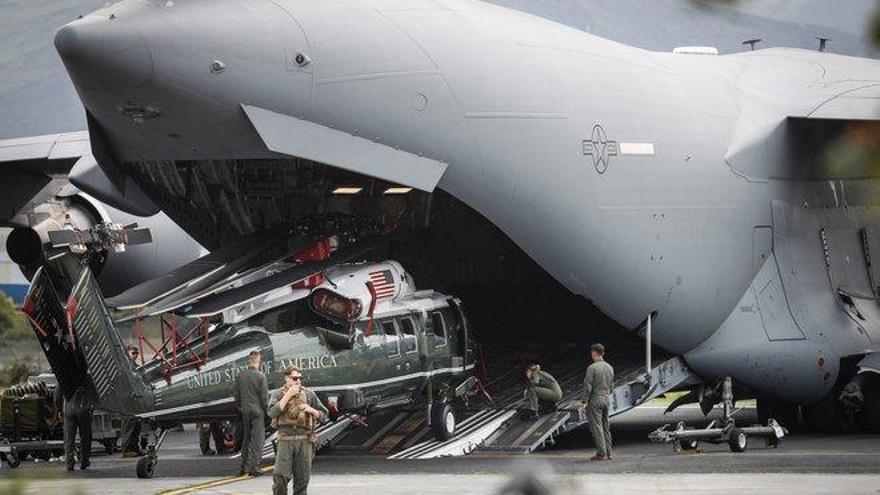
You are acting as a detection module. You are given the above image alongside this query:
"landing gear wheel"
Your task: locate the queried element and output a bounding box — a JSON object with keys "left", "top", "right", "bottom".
{"left": 136, "top": 456, "right": 156, "bottom": 479}
{"left": 857, "top": 375, "right": 880, "bottom": 433}
{"left": 3, "top": 452, "right": 21, "bottom": 468}
{"left": 431, "top": 401, "right": 456, "bottom": 441}
{"left": 728, "top": 428, "right": 747, "bottom": 453}
{"left": 757, "top": 399, "right": 800, "bottom": 432}
{"left": 804, "top": 393, "right": 845, "bottom": 433}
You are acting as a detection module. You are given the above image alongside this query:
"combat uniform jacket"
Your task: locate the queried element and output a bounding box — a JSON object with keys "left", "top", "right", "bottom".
{"left": 268, "top": 386, "right": 328, "bottom": 439}
{"left": 583, "top": 360, "right": 614, "bottom": 405}
{"left": 233, "top": 367, "right": 269, "bottom": 416}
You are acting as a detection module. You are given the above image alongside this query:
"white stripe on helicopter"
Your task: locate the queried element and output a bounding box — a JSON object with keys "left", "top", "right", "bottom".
{"left": 138, "top": 364, "right": 475, "bottom": 418}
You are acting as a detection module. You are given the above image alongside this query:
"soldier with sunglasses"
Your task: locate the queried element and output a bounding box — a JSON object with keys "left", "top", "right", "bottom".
{"left": 268, "top": 365, "right": 328, "bottom": 495}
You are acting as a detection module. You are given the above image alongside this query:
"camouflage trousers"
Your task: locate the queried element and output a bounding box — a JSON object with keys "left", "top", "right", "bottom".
{"left": 63, "top": 409, "right": 92, "bottom": 469}
{"left": 587, "top": 397, "right": 612, "bottom": 457}
{"left": 239, "top": 410, "right": 265, "bottom": 474}
{"left": 525, "top": 385, "right": 562, "bottom": 412}
{"left": 273, "top": 436, "right": 314, "bottom": 495}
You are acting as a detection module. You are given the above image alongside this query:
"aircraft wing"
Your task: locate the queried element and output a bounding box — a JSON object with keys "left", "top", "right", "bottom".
{"left": 0, "top": 132, "right": 89, "bottom": 222}
{"left": 182, "top": 240, "right": 383, "bottom": 318}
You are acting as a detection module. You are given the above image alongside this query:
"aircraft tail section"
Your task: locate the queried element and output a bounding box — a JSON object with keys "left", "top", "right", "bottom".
{"left": 67, "top": 268, "right": 153, "bottom": 415}
{"left": 21, "top": 266, "right": 89, "bottom": 400}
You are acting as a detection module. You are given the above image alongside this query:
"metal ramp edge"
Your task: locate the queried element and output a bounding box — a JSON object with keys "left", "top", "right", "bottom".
{"left": 389, "top": 408, "right": 517, "bottom": 459}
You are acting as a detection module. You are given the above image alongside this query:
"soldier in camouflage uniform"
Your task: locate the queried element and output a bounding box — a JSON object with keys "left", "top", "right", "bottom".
{"left": 53, "top": 383, "right": 95, "bottom": 471}
{"left": 521, "top": 363, "right": 563, "bottom": 420}
{"left": 268, "top": 365, "right": 328, "bottom": 495}
{"left": 233, "top": 350, "right": 269, "bottom": 476}
{"left": 581, "top": 343, "right": 615, "bottom": 461}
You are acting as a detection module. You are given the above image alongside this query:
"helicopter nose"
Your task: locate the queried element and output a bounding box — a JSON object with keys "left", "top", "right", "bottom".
{"left": 55, "top": 15, "right": 153, "bottom": 92}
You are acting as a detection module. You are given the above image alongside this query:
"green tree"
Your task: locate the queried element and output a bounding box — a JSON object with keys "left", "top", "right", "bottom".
{"left": 0, "top": 295, "right": 30, "bottom": 340}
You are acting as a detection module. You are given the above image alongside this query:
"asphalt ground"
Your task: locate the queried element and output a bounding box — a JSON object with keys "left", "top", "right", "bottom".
{"left": 0, "top": 405, "right": 878, "bottom": 494}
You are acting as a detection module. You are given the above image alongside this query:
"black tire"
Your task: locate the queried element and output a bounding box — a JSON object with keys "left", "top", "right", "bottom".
{"left": 804, "top": 393, "right": 845, "bottom": 433}
{"left": 680, "top": 438, "right": 699, "bottom": 451}
{"left": 728, "top": 428, "right": 747, "bottom": 453}
{"left": 4, "top": 452, "right": 21, "bottom": 468}
{"left": 757, "top": 399, "right": 800, "bottom": 432}
{"left": 136, "top": 456, "right": 155, "bottom": 479}
{"left": 857, "top": 374, "right": 880, "bottom": 433}
{"left": 431, "top": 401, "right": 456, "bottom": 441}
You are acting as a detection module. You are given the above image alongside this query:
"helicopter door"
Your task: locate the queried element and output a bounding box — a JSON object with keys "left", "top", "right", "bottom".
{"left": 380, "top": 320, "right": 401, "bottom": 360}
{"left": 398, "top": 317, "right": 420, "bottom": 375}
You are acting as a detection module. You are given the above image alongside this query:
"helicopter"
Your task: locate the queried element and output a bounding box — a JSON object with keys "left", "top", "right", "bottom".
{"left": 22, "top": 229, "right": 478, "bottom": 478}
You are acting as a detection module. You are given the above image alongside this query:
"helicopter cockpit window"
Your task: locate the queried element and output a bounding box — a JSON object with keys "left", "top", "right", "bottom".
{"left": 431, "top": 311, "right": 447, "bottom": 348}
{"left": 399, "top": 318, "right": 417, "bottom": 353}
{"left": 381, "top": 320, "right": 400, "bottom": 358}
{"left": 250, "top": 300, "right": 331, "bottom": 334}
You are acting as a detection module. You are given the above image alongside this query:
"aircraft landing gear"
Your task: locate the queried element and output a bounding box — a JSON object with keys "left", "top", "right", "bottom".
{"left": 136, "top": 425, "right": 169, "bottom": 479}
{"left": 859, "top": 374, "right": 880, "bottom": 432}
{"left": 649, "top": 377, "right": 786, "bottom": 453}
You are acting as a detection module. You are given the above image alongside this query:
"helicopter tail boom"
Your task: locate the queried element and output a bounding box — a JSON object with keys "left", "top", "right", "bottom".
{"left": 68, "top": 267, "right": 154, "bottom": 415}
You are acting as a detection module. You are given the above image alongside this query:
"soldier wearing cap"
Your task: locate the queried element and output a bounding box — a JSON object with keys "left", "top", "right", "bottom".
{"left": 582, "top": 343, "right": 614, "bottom": 461}
{"left": 233, "top": 350, "right": 269, "bottom": 476}
{"left": 268, "top": 365, "right": 328, "bottom": 495}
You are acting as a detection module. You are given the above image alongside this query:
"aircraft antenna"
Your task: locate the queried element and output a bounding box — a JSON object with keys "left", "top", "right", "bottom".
{"left": 742, "top": 38, "right": 762, "bottom": 51}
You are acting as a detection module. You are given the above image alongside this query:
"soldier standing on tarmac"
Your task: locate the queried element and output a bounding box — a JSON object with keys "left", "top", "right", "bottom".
{"left": 121, "top": 345, "right": 144, "bottom": 457}
{"left": 581, "top": 343, "right": 615, "bottom": 461}
{"left": 268, "top": 365, "right": 328, "bottom": 495}
{"left": 54, "top": 383, "right": 95, "bottom": 471}
{"left": 233, "top": 350, "right": 269, "bottom": 476}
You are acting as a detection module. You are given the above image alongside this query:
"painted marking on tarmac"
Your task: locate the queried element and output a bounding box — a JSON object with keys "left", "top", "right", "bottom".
{"left": 155, "top": 466, "right": 273, "bottom": 495}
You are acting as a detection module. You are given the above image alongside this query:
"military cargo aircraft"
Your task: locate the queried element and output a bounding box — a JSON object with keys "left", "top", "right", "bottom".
{"left": 3, "top": 0, "right": 880, "bottom": 440}
{"left": 23, "top": 233, "right": 476, "bottom": 477}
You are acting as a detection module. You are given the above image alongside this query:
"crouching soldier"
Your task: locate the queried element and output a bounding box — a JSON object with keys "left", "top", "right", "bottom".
{"left": 269, "top": 365, "right": 328, "bottom": 495}
{"left": 521, "top": 363, "right": 562, "bottom": 420}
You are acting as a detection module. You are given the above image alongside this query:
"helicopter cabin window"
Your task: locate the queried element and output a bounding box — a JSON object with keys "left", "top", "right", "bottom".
{"left": 431, "top": 311, "right": 447, "bottom": 347}
{"left": 399, "top": 317, "right": 417, "bottom": 353}
{"left": 381, "top": 320, "right": 401, "bottom": 358}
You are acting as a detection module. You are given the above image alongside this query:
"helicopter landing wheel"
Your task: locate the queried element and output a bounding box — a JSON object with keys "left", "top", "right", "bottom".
{"left": 1, "top": 452, "right": 21, "bottom": 469}
{"left": 431, "top": 400, "right": 456, "bottom": 441}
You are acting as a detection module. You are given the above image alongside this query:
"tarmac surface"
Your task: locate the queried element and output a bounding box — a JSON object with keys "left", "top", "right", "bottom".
{"left": 1, "top": 405, "right": 878, "bottom": 494}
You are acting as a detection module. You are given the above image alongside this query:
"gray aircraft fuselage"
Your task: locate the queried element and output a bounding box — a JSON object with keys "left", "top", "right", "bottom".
{"left": 54, "top": 0, "right": 880, "bottom": 404}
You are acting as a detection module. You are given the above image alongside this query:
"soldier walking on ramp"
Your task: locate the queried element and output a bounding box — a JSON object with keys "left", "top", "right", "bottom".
{"left": 521, "top": 363, "right": 563, "bottom": 420}
{"left": 233, "top": 350, "right": 269, "bottom": 476}
{"left": 582, "top": 343, "right": 614, "bottom": 461}
{"left": 269, "top": 365, "right": 328, "bottom": 495}
{"left": 54, "top": 383, "right": 95, "bottom": 471}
